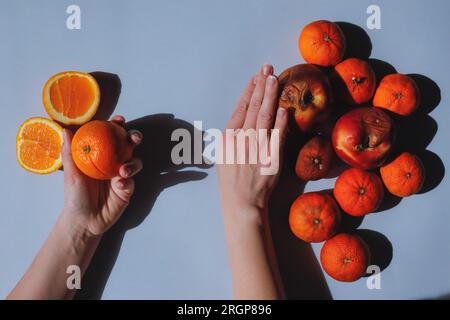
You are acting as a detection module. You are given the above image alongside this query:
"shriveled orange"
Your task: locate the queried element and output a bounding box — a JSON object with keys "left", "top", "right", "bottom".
{"left": 43, "top": 71, "right": 100, "bottom": 125}
{"left": 71, "top": 120, "right": 133, "bottom": 180}
{"left": 380, "top": 152, "right": 425, "bottom": 197}
{"left": 16, "top": 117, "right": 63, "bottom": 174}
{"left": 320, "top": 233, "right": 370, "bottom": 282}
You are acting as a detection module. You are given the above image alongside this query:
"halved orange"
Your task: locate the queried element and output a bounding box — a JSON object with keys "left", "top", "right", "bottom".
{"left": 16, "top": 117, "right": 64, "bottom": 174}
{"left": 43, "top": 71, "right": 100, "bottom": 125}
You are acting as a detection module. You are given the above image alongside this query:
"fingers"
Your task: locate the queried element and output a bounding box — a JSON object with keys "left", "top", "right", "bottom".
{"left": 61, "top": 129, "right": 80, "bottom": 178}
{"left": 109, "top": 158, "right": 142, "bottom": 204}
{"left": 111, "top": 176, "right": 135, "bottom": 203}
{"left": 111, "top": 115, "right": 142, "bottom": 147}
{"left": 226, "top": 75, "right": 257, "bottom": 129}
{"left": 243, "top": 64, "right": 273, "bottom": 130}
{"left": 111, "top": 158, "right": 142, "bottom": 204}
{"left": 127, "top": 130, "right": 143, "bottom": 146}
{"left": 256, "top": 75, "right": 279, "bottom": 130}
{"left": 271, "top": 108, "right": 288, "bottom": 161}
{"left": 111, "top": 115, "right": 126, "bottom": 127}
{"left": 119, "top": 158, "right": 143, "bottom": 179}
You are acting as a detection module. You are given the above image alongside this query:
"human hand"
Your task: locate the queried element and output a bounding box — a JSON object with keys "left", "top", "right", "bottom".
{"left": 217, "top": 64, "right": 288, "bottom": 218}
{"left": 61, "top": 115, "right": 143, "bottom": 238}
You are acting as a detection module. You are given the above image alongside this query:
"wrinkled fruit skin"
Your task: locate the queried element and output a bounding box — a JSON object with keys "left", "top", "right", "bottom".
{"left": 333, "top": 168, "right": 384, "bottom": 216}
{"left": 373, "top": 73, "right": 420, "bottom": 116}
{"left": 331, "top": 58, "right": 376, "bottom": 105}
{"left": 289, "top": 192, "right": 341, "bottom": 243}
{"left": 320, "top": 233, "right": 370, "bottom": 282}
{"left": 278, "top": 64, "right": 333, "bottom": 132}
{"left": 298, "top": 20, "right": 346, "bottom": 67}
{"left": 295, "top": 136, "right": 334, "bottom": 181}
{"left": 332, "top": 107, "right": 394, "bottom": 170}
{"left": 380, "top": 152, "right": 425, "bottom": 197}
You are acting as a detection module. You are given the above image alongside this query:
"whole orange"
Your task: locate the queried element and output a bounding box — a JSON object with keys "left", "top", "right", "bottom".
{"left": 332, "top": 58, "right": 376, "bottom": 105}
{"left": 380, "top": 152, "right": 425, "bottom": 197}
{"left": 289, "top": 192, "right": 341, "bottom": 243}
{"left": 298, "top": 20, "right": 346, "bottom": 67}
{"left": 71, "top": 120, "right": 133, "bottom": 180}
{"left": 373, "top": 73, "right": 420, "bottom": 116}
{"left": 320, "top": 233, "right": 370, "bottom": 282}
{"left": 333, "top": 168, "right": 384, "bottom": 216}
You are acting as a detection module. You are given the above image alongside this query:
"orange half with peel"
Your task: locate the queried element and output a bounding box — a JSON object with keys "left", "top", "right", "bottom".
{"left": 16, "top": 117, "right": 64, "bottom": 174}
{"left": 43, "top": 71, "right": 100, "bottom": 125}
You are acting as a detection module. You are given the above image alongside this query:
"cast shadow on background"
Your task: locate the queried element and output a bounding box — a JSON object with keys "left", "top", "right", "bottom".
{"left": 269, "top": 23, "right": 444, "bottom": 299}
{"left": 76, "top": 73, "right": 210, "bottom": 299}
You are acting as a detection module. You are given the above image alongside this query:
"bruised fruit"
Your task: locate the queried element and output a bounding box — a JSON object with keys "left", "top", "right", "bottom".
{"left": 332, "top": 107, "right": 394, "bottom": 170}
{"left": 289, "top": 192, "right": 341, "bottom": 243}
{"left": 298, "top": 20, "right": 346, "bottom": 67}
{"left": 71, "top": 120, "right": 134, "bottom": 180}
{"left": 331, "top": 58, "right": 376, "bottom": 105}
{"left": 333, "top": 168, "right": 384, "bottom": 216}
{"left": 295, "top": 136, "right": 334, "bottom": 181}
{"left": 373, "top": 74, "right": 420, "bottom": 116}
{"left": 380, "top": 152, "right": 425, "bottom": 197}
{"left": 320, "top": 233, "right": 370, "bottom": 282}
{"left": 278, "top": 64, "right": 333, "bottom": 132}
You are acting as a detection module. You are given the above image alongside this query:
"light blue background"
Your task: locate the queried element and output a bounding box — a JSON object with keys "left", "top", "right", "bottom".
{"left": 0, "top": 0, "right": 449, "bottom": 299}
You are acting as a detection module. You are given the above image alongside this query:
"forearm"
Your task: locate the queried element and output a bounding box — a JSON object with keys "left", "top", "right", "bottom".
{"left": 223, "top": 205, "right": 285, "bottom": 300}
{"left": 7, "top": 212, "right": 101, "bottom": 300}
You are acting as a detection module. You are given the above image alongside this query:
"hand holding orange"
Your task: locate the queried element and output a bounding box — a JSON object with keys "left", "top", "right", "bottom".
{"left": 17, "top": 70, "right": 140, "bottom": 182}
{"left": 71, "top": 120, "right": 135, "bottom": 180}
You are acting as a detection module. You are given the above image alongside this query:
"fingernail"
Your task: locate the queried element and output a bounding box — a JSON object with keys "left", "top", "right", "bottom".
{"left": 124, "top": 165, "right": 133, "bottom": 177}
{"left": 277, "top": 107, "right": 286, "bottom": 118}
{"left": 262, "top": 64, "right": 273, "bottom": 76}
{"left": 131, "top": 131, "right": 143, "bottom": 142}
{"left": 267, "top": 75, "right": 277, "bottom": 86}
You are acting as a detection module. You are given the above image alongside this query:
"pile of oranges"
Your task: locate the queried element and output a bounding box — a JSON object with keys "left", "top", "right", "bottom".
{"left": 284, "top": 20, "right": 426, "bottom": 282}
{"left": 16, "top": 71, "right": 132, "bottom": 180}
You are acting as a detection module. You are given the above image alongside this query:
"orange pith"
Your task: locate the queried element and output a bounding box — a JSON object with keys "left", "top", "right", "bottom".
{"left": 16, "top": 117, "right": 63, "bottom": 174}
{"left": 43, "top": 71, "right": 100, "bottom": 125}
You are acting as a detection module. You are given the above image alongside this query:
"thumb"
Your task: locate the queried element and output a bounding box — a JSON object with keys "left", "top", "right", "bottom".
{"left": 62, "top": 129, "right": 79, "bottom": 178}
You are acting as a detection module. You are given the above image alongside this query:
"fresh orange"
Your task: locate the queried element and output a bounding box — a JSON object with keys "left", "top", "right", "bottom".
{"left": 71, "top": 120, "right": 133, "bottom": 180}
{"left": 16, "top": 117, "right": 63, "bottom": 174}
{"left": 43, "top": 71, "right": 100, "bottom": 125}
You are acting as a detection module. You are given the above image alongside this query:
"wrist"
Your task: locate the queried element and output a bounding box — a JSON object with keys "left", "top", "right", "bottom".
{"left": 223, "top": 202, "right": 269, "bottom": 227}
{"left": 59, "top": 210, "right": 101, "bottom": 246}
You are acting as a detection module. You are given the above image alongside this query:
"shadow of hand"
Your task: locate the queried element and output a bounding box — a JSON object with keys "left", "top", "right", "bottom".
{"left": 75, "top": 114, "right": 210, "bottom": 299}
